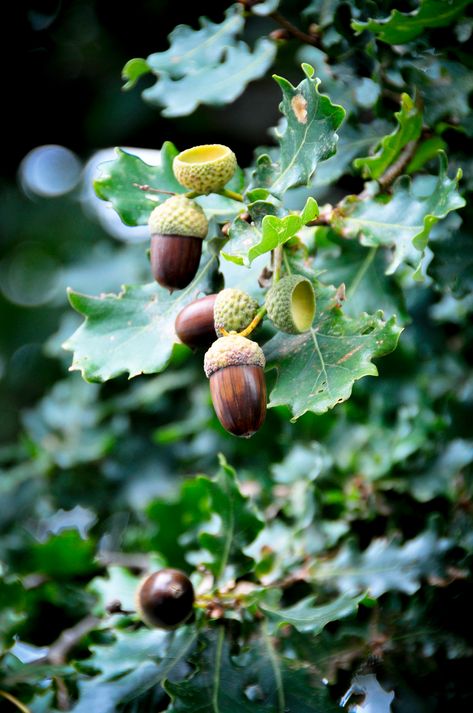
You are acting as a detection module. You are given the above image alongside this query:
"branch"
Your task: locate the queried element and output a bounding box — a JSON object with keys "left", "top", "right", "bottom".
{"left": 270, "top": 10, "right": 320, "bottom": 47}
{"left": 377, "top": 139, "right": 418, "bottom": 190}
{"left": 48, "top": 614, "right": 99, "bottom": 665}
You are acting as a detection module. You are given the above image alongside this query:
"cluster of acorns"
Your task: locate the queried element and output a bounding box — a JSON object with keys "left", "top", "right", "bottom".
{"left": 148, "top": 144, "right": 316, "bottom": 438}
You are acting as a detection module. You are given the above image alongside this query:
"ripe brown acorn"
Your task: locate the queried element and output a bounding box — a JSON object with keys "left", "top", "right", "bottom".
{"left": 148, "top": 196, "right": 208, "bottom": 291}
{"left": 136, "top": 568, "right": 195, "bottom": 629}
{"left": 175, "top": 294, "right": 218, "bottom": 349}
{"left": 204, "top": 335, "right": 267, "bottom": 438}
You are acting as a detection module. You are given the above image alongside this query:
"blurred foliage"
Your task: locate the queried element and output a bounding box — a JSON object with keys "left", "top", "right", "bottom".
{"left": 1, "top": 0, "right": 473, "bottom": 711}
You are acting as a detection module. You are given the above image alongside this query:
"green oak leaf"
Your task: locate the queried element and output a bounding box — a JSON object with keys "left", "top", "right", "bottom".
{"left": 354, "top": 94, "right": 422, "bottom": 180}
{"left": 74, "top": 626, "right": 198, "bottom": 713}
{"left": 312, "top": 120, "right": 392, "bottom": 189}
{"left": 165, "top": 628, "right": 340, "bottom": 713}
{"left": 312, "top": 529, "right": 452, "bottom": 596}
{"left": 312, "top": 235, "right": 408, "bottom": 320}
{"left": 222, "top": 196, "right": 318, "bottom": 266}
{"left": 93, "top": 147, "right": 242, "bottom": 227}
{"left": 63, "top": 250, "right": 219, "bottom": 382}
{"left": 333, "top": 152, "right": 465, "bottom": 277}
{"left": 121, "top": 58, "right": 150, "bottom": 90}
{"left": 352, "top": 0, "right": 473, "bottom": 44}
{"left": 429, "top": 229, "right": 473, "bottom": 298}
{"left": 264, "top": 280, "right": 402, "bottom": 420}
{"left": 87, "top": 566, "right": 142, "bottom": 615}
{"left": 165, "top": 630, "right": 256, "bottom": 713}
{"left": 405, "top": 57, "right": 473, "bottom": 129}
{"left": 143, "top": 40, "right": 276, "bottom": 117}
{"left": 94, "top": 145, "right": 182, "bottom": 226}
{"left": 253, "top": 64, "right": 345, "bottom": 197}
{"left": 29, "top": 530, "right": 96, "bottom": 579}
{"left": 189, "top": 457, "right": 264, "bottom": 583}
{"left": 147, "top": 457, "right": 263, "bottom": 583}
{"left": 261, "top": 592, "right": 364, "bottom": 634}
{"left": 124, "top": 5, "right": 244, "bottom": 85}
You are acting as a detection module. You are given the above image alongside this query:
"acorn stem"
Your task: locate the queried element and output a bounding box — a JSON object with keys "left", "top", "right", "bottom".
{"left": 217, "top": 188, "right": 245, "bottom": 202}
{"left": 219, "top": 305, "right": 267, "bottom": 338}
{"left": 238, "top": 306, "right": 267, "bottom": 337}
{"left": 273, "top": 245, "right": 283, "bottom": 283}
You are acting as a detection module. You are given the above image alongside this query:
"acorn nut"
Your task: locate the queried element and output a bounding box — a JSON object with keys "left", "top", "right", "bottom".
{"left": 204, "top": 335, "right": 266, "bottom": 438}
{"left": 175, "top": 294, "right": 218, "bottom": 349}
{"left": 173, "top": 144, "right": 237, "bottom": 194}
{"left": 148, "top": 195, "right": 208, "bottom": 291}
{"left": 213, "top": 288, "right": 259, "bottom": 337}
{"left": 136, "top": 568, "right": 195, "bottom": 629}
{"left": 265, "top": 275, "right": 315, "bottom": 333}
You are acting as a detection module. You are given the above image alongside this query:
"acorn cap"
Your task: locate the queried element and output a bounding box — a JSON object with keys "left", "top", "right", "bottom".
{"left": 204, "top": 335, "right": 265, "bottom": 378}
{"left": 265, "top": 275, "right": 315, "bottom": 334}
{"left": 173, "top": 144, "right": 237, "bottom": 194}
{"left": 148, "top": 195, "right": 208, "bottom": 238}
{"left": 214, "top": 288, "right": 260, "bottom": 336}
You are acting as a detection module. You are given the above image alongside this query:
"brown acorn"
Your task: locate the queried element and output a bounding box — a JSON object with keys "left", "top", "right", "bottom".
{"left": 175, "top": 294, "right": 218, "bottom": 349}
{"left": 148, "top": 195, "right": 208, "bottom": 291}
{"left": 204, "top": 335, "right": 267, "bottom": 438}
{"left": 136, "top": 568, "right": 194, "bottom": 629}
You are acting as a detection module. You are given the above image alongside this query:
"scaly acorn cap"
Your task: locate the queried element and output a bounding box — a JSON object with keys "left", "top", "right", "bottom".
{"left": 214, "top": 288, "right": 259, "bottom": 336}
{"left": 148, "top": 195, "right": 208, "bottom": 238}
{"left": 173, "top": 145, "right": 237, "bottom": 194}
{"left": 204, "top": 335, "right": 265, "bottom": 378}
{"left": 265, "top": 275, "right": 316, "bottom": 334}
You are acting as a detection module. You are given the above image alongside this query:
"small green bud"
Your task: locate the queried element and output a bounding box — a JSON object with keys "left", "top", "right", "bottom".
{"left": 265, "top": 275, "right": 315, "bottom": 334}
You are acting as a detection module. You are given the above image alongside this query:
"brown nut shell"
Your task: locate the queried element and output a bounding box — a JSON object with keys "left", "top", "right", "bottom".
{"left": 136, "top": 568, "right": 194, "bottom": 629}
{"left": 175, "top": 294, "right": 218, "bottom": 349}
{"left": 150, "top": 234, "right": 202, "bottom": 291}
{"left": 209, "top": 364, "right": 266, "bottom": 438}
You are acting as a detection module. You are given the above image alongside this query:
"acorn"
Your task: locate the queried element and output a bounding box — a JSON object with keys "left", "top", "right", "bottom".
{"left": 148, "top": 195, "right": 208, "bottom": 290}
{"left": 136, "top": 568, "right": 195, "bottom": 629}
{"left": 214, "top": 288, "right": 260, "bottom": 337}
{"left": 265, "top": 275, "right": 315, "bottom": 334}
{"left": 204, "top": 335, "right": 266, "bottom": 438}
{"left": 173, "top": 144, "right": 237, "bottom": 195}
{"left": 175, "top": 294, "right": 218, "bottom": 349}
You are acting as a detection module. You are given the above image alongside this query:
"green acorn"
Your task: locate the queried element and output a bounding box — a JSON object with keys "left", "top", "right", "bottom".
{"left": 173, "top": 144, "right": 237, "bottom": 194}
{"left": 148, "top": 195, "right": 208, "bottom": 290}
{"left": 204, "top": 335, "right": 266, "bottom": 437}
{"left": 214, "top": 288, "right": 260, "bottom": 336}
{"left": 265, "top": 275, "right": 315, "bottom": 334}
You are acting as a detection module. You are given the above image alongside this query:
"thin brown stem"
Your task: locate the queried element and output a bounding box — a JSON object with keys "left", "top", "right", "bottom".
{"left": 48, "top": 615, "right": 99, "bottom": 665}
{"left": 132, "top": 183, "right": 176, "bottom": 195}
{"left": 270, "top": 10, "right": 320, "bottom": 47}
{"left": 378, "top": 139, "right": 418, "bottom": 189}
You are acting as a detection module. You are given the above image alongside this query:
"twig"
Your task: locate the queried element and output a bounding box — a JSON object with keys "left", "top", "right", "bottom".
{"left": 270, "top": 10, "right": 320, "bottom": 47}
{"left": 48, "top": 614, "right": 99, "bottom": 665}
{"left": 132, "top": 183, "right": 176, "bottom": 195}
{"left": 377, "top": 139, "right": 418, "bottom": 189}
{"left": 0, "top": 690, "right": 31, "bottom": 713}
